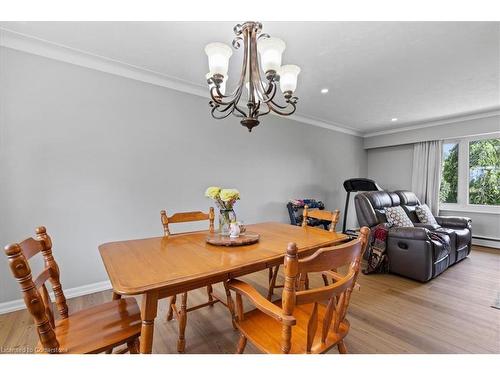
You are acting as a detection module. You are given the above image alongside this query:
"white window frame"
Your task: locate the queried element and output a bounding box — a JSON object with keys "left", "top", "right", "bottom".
{"left": 440, "top": 133, "right": 500, "bottom": 215}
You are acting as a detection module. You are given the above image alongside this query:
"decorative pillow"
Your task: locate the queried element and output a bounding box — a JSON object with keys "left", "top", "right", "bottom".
{"left": 415, "top": 204, "right": 438, "bottom": 225}
{"left": 385, "top": 206, "right": 414, "bottom": 227}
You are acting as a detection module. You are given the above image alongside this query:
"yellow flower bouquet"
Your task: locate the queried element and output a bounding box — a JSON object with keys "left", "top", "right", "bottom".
{"left": 204, "top": 186, "right": 240, "bottom": 210}
{"left": 205, "top": 186, "right": 240, "bottom": 235}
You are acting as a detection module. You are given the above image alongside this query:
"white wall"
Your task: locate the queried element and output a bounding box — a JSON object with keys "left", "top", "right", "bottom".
{"left": 0, "top": 47, "right": 367, "bottom": 304}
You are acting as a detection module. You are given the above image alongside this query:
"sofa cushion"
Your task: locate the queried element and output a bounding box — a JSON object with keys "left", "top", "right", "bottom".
{"left": 366, "top": 191, "right": 394, "bottom": 209}
{"left": 388, "top": 192, "right": 401, "bottom": 206}
{"left": 415, "top": 204, "right": 438, "bottom": 225}
{"left": 385, "top": 206, "right": 414, "bottom": 227}
{"left": 396, "top": 191, "right": 420, "bottom": 206}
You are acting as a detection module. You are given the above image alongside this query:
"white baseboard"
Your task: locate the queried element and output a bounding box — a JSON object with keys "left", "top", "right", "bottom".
{"left": 472, "top": 238, "right": 500, "bottom": 249}
{"left": 0, "top": 280, "right": 112, "bottom": 315}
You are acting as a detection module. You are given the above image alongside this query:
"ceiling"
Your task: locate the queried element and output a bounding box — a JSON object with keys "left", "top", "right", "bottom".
{"left": 1, "top": 21, "right": 499, "bottom": 134}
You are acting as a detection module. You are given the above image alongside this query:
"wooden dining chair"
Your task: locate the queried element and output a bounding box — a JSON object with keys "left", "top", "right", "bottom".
{"left": 160, "top": 207, "right": 220, "bottom": 353}
{"left": 302, "top": 206, "right": 341, "bottom": 232}
{"left": 4, "top": 227, "right": 141, "bottom": 354}
{"left": 225, "top": 226, "right": 369, "bottom": 354}
{"left": 267, "top": 207, "right": 341, "bottom": 300}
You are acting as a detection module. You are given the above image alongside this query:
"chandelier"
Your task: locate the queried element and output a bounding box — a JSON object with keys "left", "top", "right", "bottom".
{"left": 204, "top": 21, "right": 300, "bottom": 132}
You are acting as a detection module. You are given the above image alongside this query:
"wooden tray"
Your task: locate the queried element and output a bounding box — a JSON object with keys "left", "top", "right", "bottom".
{"left": 206, "top": 232, "right": 260, "bottom": 247}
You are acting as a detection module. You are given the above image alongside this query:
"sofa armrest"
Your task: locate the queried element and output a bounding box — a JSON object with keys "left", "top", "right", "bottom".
{"left": 435, "top": 216, "right": 471, "bottom": 229}
{"left": 386, "top": 231, "right": 434, "bottom": 282}
{"left": 388, "top": 227, "right": 430, "bottom": 241}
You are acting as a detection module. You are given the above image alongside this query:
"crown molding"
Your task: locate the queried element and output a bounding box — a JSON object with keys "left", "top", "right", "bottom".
{"left": 289, "top": 113, "right": 360, "bottom": 136}
{"left": 363, "top": 109, "right": 500, "bottom": 138}
{"left": 0, "top": 27, "right": 362, "bottom": 137}
{"left": 0, "top": 27, "right": 209, "bottom": 98}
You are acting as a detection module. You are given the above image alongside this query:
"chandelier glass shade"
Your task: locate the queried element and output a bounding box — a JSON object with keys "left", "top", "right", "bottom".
{"left": 204, "top": 21, "right": 300, "bottom": 132}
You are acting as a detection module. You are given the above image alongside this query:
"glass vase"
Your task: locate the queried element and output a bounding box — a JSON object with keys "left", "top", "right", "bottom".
{"left": 219, "top": 209, "right": 236, "bottom": 236}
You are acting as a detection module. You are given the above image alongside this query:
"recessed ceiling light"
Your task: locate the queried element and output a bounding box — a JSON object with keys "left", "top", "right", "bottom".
{"left": 391, "top": 118, "right": 398, "bottom": 122}
{"left": 320, "top": 88, "right": 329, "bottom": 94}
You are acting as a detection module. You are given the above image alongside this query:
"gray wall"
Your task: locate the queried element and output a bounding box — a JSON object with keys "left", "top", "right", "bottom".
{"left": 0, "top": 47, "right": 367, "bottom": 304}
{"left": 367, "top": 144, "right": 413, "bottom": 191}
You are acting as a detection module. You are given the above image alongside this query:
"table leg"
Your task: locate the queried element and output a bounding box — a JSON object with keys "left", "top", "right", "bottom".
{"left": 139, "top": 290, "right": 158, "bottom": 354}
{"left": 112, "top": 291, "right": 122, "bottom": 300}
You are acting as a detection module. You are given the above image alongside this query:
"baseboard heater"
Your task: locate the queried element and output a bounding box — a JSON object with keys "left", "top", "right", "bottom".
{"left": 472, "top": 235, "right": 500, "bottom": 242}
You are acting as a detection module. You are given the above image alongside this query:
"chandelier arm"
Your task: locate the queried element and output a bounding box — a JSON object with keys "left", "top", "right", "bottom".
{"left": 225, "top": 26, "right": 251, "bottom": 114}
{"left": 207, "top": 76, "right": 239, "bottom": 102}
{"left": 247, "top": 27, "right": 258, "bottom": 107}
{"left": 209, "top": 84, "right": 244, "bottom": 107}
{"left": 213, "top": 101, "right": 239, "bottom": 114}
{"left": 211, "top": 104, "right": 237, "bottom": 120}
{"left": 260, "top": 82, "right": 279, "bottom": 104}
{"left": 233, "top": 103, "right": 247, "bottom": 117}
{"left": 263, "top": 87, "right": 299, "bottom": 110}
{"left": 249, "top": 28, "right": 267, "bottom": 100}
{"left": 267, "top": 100, "right": 298, "bottom": 116}
{"left": 266, "top": 97, "right": 291, "bottom": 110}
{"left": 250, "top": 100, "right": 261, "bottom": 118}
{"left": 257, "top": 102, "right": 271, "bottom": 116}
{"left": 208, "top": 26, "right": 250, "bottom": 105}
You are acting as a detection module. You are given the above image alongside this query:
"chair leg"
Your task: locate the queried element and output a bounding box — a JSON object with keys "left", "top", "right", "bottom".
{"left": 177, "top": 292, "right": 188, "bottom": 353}
{"left": 236, "top": 334, "right": 247, "bottom": 354}
{"left": 104, "top": 291, "right": 123, "bottom": 353}
{"left": 127, "top": 338, "right": 140, "bottom": 354}
{"left": 167, "top": 294, "right": 177, "bottom": 321}
{"left": 267, "top": 265, "right": 279, "bottom": 301}
{"left": 224, "top": 282, "right": 237, "bottom": 330}
{"left": 337, "top": 340, "right": 348, "bottom": 354}
{"left": 207, "top": 284, "right": 214, "bottom": 304}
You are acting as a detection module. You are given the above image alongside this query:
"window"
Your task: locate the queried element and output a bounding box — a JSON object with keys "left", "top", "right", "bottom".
{"left": 440, "top": 135, "right": 500, "bottom": 212}
{"left": 468, "top": 138, "right": 500, "bottom": 205}
{"left": 440, "top": 142, "right": 458, "bottom": 203}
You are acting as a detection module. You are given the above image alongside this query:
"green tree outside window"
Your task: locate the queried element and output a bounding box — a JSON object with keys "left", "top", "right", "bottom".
{"left": 440, "top": 143, "right": 458, "bottom": 203}
{"left": 469, "top": 139, "right": 500, "bottom": 206}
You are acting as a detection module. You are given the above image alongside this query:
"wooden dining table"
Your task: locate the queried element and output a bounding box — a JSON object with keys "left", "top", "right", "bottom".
{"left": 98, "top": 221, "right": 349, "bottom": 353}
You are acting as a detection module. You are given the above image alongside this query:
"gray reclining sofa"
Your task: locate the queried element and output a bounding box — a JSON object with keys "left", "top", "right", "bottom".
{"left": 355, "top": 190, "right": 472, "bottom": 282}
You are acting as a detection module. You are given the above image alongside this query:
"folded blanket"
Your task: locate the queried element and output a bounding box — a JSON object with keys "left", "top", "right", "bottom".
{"left": 363, "top": 224, "right": 390, "bottom": 274}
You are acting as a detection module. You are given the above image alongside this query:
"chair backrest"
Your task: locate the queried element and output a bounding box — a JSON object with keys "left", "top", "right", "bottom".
{"left": 280, "top": 227, "right": 370, "bottom": 353}
{"left": 160, "top": 207, "right": 215, "bottom": 236}
{"left": 302, "top": 205, "right": 340, "bottom": 232}
{"left": 4, "top": 226, "right": 68, "bottom": 353}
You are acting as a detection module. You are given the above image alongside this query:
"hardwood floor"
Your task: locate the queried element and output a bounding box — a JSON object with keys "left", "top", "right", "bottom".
{"left": 1, "top": 246, "right": 498, "bottom": 354}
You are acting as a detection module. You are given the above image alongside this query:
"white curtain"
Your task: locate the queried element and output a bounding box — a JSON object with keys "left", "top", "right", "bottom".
{"left": 411, "top": 140, "right": 443, "bottom": 215}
